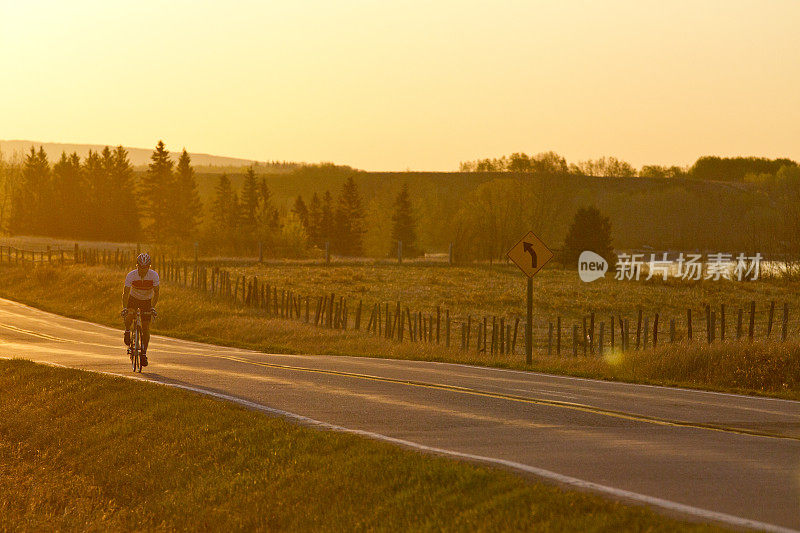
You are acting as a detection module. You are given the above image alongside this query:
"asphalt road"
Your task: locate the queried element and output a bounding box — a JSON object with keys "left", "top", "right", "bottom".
{"left": 1, "top": 297, "right": 798, "bottom": 532}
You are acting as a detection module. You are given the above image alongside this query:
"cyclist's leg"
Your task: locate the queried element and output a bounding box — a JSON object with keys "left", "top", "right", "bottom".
{"left": 141, "top": 299, "right": 152, "bottom": 354}
{"left": 124, "top": 304, "right": 135, "bottom": 346}
{"left": 141, "top": 321, "right": 151, "bottom": 353}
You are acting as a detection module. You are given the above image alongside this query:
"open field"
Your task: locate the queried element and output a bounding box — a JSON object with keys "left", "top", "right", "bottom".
{"left": 0, "top": 359, "right": 722, "bottom": 532}
{"left": 0, "top": 261, "right": 798, "bottom": 400}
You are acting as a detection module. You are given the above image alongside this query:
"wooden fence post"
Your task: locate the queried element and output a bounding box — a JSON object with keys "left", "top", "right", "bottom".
{"left": 365, "top": 303, "right": 375, "bottom": 332}
{"left": 653, "top": 313, "right": 659, "bottom": 347}
{"left": 316, "top": 297, "right": 325, "bottom": 326}
{"left": 749, "top": 301, "right": 756, "bottom": 341}
{"left": 624, "top": 319, "right": 630, "bottom": 351}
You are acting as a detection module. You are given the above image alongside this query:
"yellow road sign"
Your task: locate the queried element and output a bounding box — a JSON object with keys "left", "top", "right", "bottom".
{"left": 507, "top": 231, "right": 554, "bottom": 278}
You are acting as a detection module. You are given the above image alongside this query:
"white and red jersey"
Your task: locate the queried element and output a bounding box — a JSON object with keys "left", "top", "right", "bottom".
{"left": 125, "top": 269, "right": 160, "bottom": 301}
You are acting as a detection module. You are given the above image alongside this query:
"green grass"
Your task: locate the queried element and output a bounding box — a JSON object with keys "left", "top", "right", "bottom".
{"left": 0, "top": 262, "right": 798, "bottom": 400}
{"left": 0, "top": 359, "right": 725, "bottom": 531}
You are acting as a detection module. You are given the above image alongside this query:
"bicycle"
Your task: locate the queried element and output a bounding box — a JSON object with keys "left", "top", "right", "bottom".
{"left": 125, "top": 308, "right": 155, "bottom": 372}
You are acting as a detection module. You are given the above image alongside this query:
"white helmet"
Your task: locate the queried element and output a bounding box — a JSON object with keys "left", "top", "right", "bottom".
{"left": 136, "top": 253, "right": 151, "bottom": 267}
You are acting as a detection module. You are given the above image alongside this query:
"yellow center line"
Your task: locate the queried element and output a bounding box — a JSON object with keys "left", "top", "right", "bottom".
{"left": 0, "top": 323, "right": 67, "bottom": 342}
{"left": 200, "top": 352, "right": 798, "bottom": 442}
{"left": 4, "top": 317, "right": 793, "bottom": 442}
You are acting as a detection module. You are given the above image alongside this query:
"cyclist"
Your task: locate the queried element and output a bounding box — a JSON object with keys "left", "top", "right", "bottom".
{"left": 121, "top": 253, "right": 159, "bottom": 367}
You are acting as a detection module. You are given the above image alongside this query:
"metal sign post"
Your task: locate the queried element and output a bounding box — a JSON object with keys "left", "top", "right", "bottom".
{"left": 526, "top": 277, "right": 533, "bottom": 363}
{"left": 506, "top": 231, "right": 554, "bottom": 365}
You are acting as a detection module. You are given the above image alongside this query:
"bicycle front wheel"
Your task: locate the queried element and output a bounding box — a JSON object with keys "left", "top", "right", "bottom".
{"left": 132, "top": 327, "right": 141, "bottom": 372}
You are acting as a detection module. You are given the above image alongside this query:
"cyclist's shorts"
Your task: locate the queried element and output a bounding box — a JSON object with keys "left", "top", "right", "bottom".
{"left": 127, "top": 297, "right": 153, "bottom": 323}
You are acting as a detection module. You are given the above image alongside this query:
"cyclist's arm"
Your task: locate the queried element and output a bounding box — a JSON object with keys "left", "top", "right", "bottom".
{"left": 151, "top": 286, "right": 159, "bottom": 309}
{"left": 122, "top": 286, "right": 130, "bottom": 308}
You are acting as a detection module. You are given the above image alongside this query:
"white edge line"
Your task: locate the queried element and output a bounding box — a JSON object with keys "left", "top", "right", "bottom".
{"left": 3, "top": 356, "right": 796, "bottom": 533}
{"left": 3, "top": 296, "right": 799, "bottom": 406}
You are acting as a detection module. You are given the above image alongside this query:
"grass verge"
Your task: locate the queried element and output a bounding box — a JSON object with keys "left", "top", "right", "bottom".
{"left": 0, "top": 263, "right": 798, "bottom": 400}
{"left": 0, "top": 359, "right": 724, "bottom": 531}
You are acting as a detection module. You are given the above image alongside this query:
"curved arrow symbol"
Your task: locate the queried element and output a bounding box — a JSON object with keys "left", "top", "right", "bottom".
{"left": 523, "top": 242, "right": 537, "bottom": 268}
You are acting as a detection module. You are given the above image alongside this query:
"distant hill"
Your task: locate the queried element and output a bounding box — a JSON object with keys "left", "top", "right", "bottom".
{"left": 0, "top": 140, "right": 297, "bottom": 172}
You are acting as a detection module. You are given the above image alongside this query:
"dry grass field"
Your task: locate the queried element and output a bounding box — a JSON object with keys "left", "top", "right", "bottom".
{"left": 0, "top": 359, "right": 723, "bottom": 532}
{"left": 0, "top": 260, "right": 798, "bottom": 400}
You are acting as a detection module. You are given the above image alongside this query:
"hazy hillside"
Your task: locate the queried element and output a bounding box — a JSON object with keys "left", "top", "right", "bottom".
{"left": 0, "top": 140, "right": 293, "bottom": 171}
{"left": 180, "top": 168, "right": 763, "bottom": 255}
{"left": 1, "top": 141, "right": 782, "bottom": 258}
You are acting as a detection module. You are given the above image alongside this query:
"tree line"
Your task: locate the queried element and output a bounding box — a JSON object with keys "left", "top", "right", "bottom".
{"left": 0, "top": 141, "right": 420, "bottom": 259}
{"left": 3, "top": 142, "right": 202, "bottom": 243}
{"left": 459, "top": 151, "right": 798, "bottom": 182}
{"left": 205, "top": 170, "right": 418, "bottom": 258}
{"left": 3, "top": 141, "right": 797, "bottom": 263}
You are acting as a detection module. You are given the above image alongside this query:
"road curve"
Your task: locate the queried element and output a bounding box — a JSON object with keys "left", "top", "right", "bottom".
{"left": 0, "top": 297, "right": 798, "bottom": 531}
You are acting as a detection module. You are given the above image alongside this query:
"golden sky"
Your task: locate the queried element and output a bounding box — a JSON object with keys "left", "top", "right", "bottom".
{"left": 2, "top": 0, "right": 799, "bottom": 171}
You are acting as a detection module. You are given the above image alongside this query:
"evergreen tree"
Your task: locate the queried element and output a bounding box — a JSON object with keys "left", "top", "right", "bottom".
{"left": 83, "top": 150, "right": 106, "bottom": 239}
{"left": 109, "top": 146, "right": 140, "bottom": 241}
{"left": 230, "top": 191, "right": 242, "bottom": 230}
{"left": 334, "top": 176, "right": 365, "bottom": 256}
{"left": 141, "top": 140, "right": 175, "bottom": 240}
{"left": 390, "top": 182, "right": 418, "bottom": 257}
{"left": 241, "top": 167, "right": 260, "bottom": 235}
{"left": 292, "top": 195, "right": 309, "bottom": 232}
{"left": 562, "top": 206, "right": 615, "bottom": 268}
{"left": 9, "top": 147, "right": 51, "bottom": 235}
{"left": 98, "top": 147, "right": 119, "bottom": 238}
{"left": 212, "top": 174, "right": 235, "bottom": 230}
{"left": 320, "top": 191, "right": 334, "bottom": 247}
{"left": 307, "top": 192, "right": 322, "bottom": 246}
{"left": 258, "top": 177, "right": 279, "bottom": 230}
{"left": 52, "top": 152, "right": 86, "bottom": 238}
{"left": 172, "top": 149, "right": 202, "bottom": 240}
